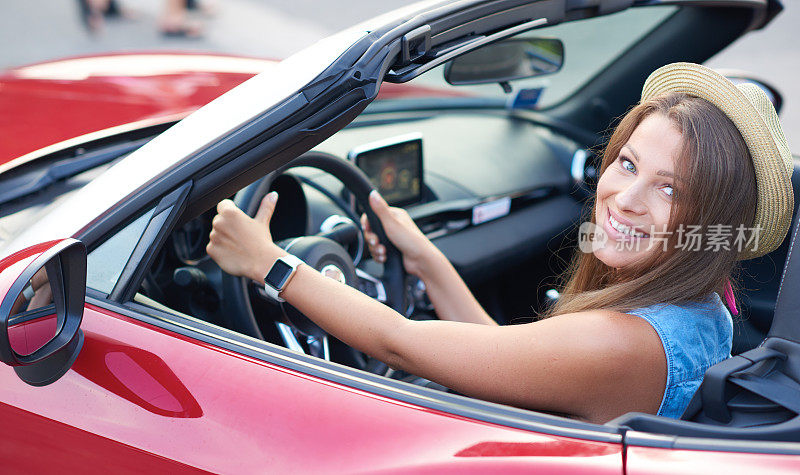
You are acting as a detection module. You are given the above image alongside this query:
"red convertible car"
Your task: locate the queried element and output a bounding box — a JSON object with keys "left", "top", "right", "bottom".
{"left": 1, "top": 0, "right": 799, "bottom": 472}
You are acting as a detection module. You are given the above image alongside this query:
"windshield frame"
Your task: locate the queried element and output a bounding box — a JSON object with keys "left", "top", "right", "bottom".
{"left": 379, "top": 5, "right": 681, "bottom": 110}
{"left": 0, "top": 26, "right": 372, "bottom": 257}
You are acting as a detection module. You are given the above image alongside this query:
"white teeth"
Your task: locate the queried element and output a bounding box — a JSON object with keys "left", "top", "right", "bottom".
{"left": 609, "top": 214, "right": 648, "bottom": 238}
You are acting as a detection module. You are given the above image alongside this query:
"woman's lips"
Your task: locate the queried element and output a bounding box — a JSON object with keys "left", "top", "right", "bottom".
{"left": 603, "top": 208, "right": 650, "bottom": 241}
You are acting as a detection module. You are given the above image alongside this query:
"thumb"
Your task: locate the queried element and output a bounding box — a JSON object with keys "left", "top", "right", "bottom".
{"left": 369, "top": 190, "right": 391, "bottom": 220}
{"left": 254, "top": 191, "right": 278, "bottom": 225}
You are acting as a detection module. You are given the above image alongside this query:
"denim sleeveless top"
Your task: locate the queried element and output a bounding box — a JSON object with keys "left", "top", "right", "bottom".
{"left": 627, "top": 293, "right": 733, "bottom": 419}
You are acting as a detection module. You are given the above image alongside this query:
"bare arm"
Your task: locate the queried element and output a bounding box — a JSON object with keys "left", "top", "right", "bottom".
{"left": 263, "top": 249, "right": 664, "bottom": 422}
{"left": 362, "top": 191, "right": 496, "bottom": 325}
{"left": 208, "top": 194, "right": 666, "bottom": 423}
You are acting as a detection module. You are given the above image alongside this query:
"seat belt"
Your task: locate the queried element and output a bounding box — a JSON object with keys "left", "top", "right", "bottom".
{"left": 729, "top": 371, "right": 800, "bottom": 415}
{"left": 770, "top": 200, "right": 800, "bottom": 342}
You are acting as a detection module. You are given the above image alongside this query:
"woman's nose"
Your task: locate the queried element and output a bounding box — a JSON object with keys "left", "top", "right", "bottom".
{"left": 614, "top": 180, "right": 647, "bottom": 215}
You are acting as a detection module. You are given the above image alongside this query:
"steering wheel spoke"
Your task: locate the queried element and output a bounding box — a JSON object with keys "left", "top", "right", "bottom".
{"left": 319, "top": 214, "right": 363, "bottom": 253}
{"left": 275, "top": 322, "right": 331, "bottom": 361}
{"left": 355, "top": 268, "right": 387, "bottom": 303}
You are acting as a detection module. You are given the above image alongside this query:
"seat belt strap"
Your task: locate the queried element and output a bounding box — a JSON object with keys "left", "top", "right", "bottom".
{"left": 729, "top": 371, "right": 800, "bottom": 415}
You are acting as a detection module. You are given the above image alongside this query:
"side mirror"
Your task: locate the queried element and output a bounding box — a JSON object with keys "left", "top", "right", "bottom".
{"left": 444, "top": 37, "right": 564, "bottom": 86}
{"left": 0, "top": 239, "right": 86, "bottom": 386}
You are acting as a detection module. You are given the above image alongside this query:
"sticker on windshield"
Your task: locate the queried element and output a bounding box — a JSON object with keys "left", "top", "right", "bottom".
{"left": 472, "top": 197, "right": 511, "bottom": 225}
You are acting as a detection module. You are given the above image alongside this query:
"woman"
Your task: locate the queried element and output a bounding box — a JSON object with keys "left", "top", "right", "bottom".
{"left": 207, "top": 63, "right": 793, "bottom": 423}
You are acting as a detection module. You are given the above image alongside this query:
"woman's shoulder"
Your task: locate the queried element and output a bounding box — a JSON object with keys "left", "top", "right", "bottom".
{"left": 544, "top": 293, "right": 730, "bottom": 340}
{"left": 531, "top": 308, "right": 667, "bottom": 418}
{"left": 542, "top": 308, "right": 665, "bottom": 356}
{"left": 623, "top": 293, "right": 733, "bottom": 381}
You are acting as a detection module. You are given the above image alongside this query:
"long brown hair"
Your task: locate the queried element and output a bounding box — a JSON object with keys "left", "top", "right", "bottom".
{"left": 547, "top": 92, "right": 757, "bottom": 316}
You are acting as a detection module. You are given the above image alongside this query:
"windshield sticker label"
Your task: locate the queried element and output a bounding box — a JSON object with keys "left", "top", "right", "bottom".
{"left": 472, "top": 197, "right": 511, "bottom": 225}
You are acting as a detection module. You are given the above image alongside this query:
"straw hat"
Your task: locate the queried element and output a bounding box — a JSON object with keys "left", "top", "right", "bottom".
{"left": 641, "top": 62, "right": 794, "bottom": 260}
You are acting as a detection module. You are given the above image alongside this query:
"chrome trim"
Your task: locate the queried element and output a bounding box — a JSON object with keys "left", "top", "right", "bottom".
{"left": 320, "top": 264, "right": 347, "bottom": 285}
{"left": 320, "top": 214, "right": 355, "bottom": 232}
{"left": 276, "top": 322, "right": 305, "bottom": 354}
{"left": 545, "top": 288, "right": 560, "bottom": 301}
{"left": 320, "top": 214, "right": 364, "bottom": 264}
{"left": 277, "top": 323, "right": 331, "bottom": 362}
{"left": 571, "top": 149, "right": 589, "bottom": 182}
{"left": 281, "top": 237, "right": 303, "bottom": 254}
{"left": 356, "top": 268, "right": 387, "bottom": 302}
{"left": 306, "top": 334, "right": 331, "bottom": 361}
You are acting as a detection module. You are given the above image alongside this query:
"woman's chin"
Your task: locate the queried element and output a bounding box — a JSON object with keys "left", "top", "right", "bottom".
{"left": 593, "top": 242, "right": 650, "bottom": 269}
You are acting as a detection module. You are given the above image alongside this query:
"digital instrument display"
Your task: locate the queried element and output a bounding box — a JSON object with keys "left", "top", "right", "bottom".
{"left": 349, "top": 133, "right": 423, "bottom": 207}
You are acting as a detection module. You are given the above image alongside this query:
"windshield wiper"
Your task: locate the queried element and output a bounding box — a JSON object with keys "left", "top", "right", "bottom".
{"left": 0, "top": 138, "right": 150, "bottom": 207}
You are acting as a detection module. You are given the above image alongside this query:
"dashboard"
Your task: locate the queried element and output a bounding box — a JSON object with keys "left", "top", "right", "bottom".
{"left": 146, "top": 110, "right": 589, "bottom": 335}
{"left": 305, "top": 112, "right": 584, "bottom": 282}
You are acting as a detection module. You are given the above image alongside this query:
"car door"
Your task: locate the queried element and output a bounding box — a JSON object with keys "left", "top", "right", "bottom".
{"left": 0, "top": 199, "right": 624, "bottom": 473}
{"left": 0, "top": 298, "right": 626, "bottom": 472}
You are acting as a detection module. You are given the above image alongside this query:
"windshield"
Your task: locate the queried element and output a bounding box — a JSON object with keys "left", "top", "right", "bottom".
{"left": 397, "top": 5, "right": 678, "bottom": 108}
{"left": 0, "top": 162, "right": 115, "bottom": 250}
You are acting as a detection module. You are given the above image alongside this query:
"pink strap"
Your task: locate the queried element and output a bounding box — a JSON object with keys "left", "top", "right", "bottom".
{"left": 724, "top": 280, "right": 739, "bottom": 316}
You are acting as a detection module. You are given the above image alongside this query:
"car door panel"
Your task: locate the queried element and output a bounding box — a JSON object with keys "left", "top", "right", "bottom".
{"left": 0, "top": 304, "right": 624, "bottom": 472}
{"left": 0, "top": 402, "right": 208, "bottom": 474}
{"left": 626, "top": 445, "right": 800, "bottom": 474}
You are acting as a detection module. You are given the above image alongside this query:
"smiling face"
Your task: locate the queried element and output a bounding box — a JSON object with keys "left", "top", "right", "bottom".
{"left": 594, "top": 113, "right": 683, "bottom": 269}
{"left": 552, "top": 93, "right": 757, "bottom": 318}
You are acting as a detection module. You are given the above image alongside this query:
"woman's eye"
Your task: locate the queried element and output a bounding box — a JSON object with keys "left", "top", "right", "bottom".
{"left": 662, "top": 185, "right": 674, "bottom": 197}
{"left": 620, "top": 158, "right": 636, "bottom": 173}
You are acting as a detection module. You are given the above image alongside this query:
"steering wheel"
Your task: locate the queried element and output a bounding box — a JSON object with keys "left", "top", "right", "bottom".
{"left": 220, "top": 151, "right": 406, "bottom": 365}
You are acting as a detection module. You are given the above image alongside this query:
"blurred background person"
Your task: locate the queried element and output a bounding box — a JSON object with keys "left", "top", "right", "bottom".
{"left": 77, "top": 0, "right": 210, "bottom": 37}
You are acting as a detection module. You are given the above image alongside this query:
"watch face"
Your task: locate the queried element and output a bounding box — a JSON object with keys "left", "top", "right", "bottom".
{"left": 265, "top": 259, "right": 294, "bottom": 289}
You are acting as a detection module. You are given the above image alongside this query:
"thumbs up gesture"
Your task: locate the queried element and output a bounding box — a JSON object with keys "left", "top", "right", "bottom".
{"left": 207, "top": 192, "right": 279, "bottom": 282}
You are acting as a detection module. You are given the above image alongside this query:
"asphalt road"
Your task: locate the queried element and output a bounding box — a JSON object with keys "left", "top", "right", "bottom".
{"left": 1, "top": 0, "right": 797, "bottom": 148}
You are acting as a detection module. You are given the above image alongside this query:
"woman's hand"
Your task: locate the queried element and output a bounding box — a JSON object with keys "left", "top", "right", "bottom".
{"left": 362, "top": 190, "right": 439, "bottom": 278}
{"left": 207, "top": 192, "right": 280, "bottom": 283}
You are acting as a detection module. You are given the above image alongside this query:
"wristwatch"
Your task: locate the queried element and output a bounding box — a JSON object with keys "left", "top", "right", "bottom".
{"left": 263, "top": 254, "right": 304, "bottom": 302}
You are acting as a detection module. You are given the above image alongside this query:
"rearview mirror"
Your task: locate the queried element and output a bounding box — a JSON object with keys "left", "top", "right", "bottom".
{"left": 0, "top": 239, "right": 86, "bottom": 386}
{"left": 444, "top": 37, "right": 564, "bottom": 86}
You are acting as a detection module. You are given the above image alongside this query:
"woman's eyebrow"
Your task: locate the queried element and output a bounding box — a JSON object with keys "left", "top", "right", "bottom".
{"left": 623, "top": 144, "right": 640, "bottom": 162}
{"left": 624, "top": 144, "right": 677, "bottom": 180}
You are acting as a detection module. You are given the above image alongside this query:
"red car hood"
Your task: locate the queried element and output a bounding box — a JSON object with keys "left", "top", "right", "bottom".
{"left": 0, "top": 51, "right": 463, "bottom": 169}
